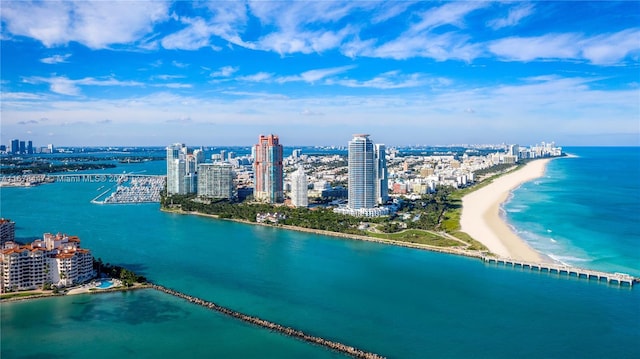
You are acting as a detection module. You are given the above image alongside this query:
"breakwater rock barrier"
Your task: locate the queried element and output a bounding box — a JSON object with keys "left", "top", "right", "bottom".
{"left": 150, "top": 284, "right": 385, "bottom": 359}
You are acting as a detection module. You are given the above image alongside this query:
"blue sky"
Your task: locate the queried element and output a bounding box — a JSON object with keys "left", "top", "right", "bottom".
{"left": 1, "top": 1, "right": 639, "bottom": 147}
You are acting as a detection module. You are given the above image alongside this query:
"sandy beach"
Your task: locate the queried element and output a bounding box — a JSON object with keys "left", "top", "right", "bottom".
{"left": 460, "top": 159, "right": 555, "bottom": 263}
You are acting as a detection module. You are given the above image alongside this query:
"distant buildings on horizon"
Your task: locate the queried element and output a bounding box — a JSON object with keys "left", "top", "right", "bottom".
{"left": 1, "top": 139, "right": 54, "bottom": 154}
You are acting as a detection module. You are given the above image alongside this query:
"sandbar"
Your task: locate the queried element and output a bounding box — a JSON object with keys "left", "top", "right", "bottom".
{"left": 460, "top": 159, "right": 555, "bottom": 262}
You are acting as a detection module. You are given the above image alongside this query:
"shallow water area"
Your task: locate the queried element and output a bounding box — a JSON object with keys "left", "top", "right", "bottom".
{"left": 505, "top": 147, "right": 640, "bottom": 276}
{"left": 1, "top": 289, "right": 343, "bottom": 359}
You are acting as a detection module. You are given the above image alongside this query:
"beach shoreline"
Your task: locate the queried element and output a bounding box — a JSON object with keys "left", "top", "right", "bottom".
{"left": 460, "top": 158, "right": 556, "bottom": 262}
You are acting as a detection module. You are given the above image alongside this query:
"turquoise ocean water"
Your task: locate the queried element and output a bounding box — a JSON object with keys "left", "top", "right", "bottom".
{"left": 505, "top": 147, "right": 640, "bottom": 276}
{"left": 1, "top": 147, "right": 639, "bottom": 358}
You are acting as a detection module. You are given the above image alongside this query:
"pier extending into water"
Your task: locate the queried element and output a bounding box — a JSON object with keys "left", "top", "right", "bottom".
{"left": 482, "top": 257, "right": 636, "bottom": 287}
{"left": 150, "top": 284, "right": 385, "bottom": 359}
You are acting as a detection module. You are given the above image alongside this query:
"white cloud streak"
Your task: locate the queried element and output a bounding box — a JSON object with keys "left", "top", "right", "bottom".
{"left": 1, "top": 1, "right": 636, "bottom": 66}
{"left": 489, "top": 29, "right": 640, "bottom": 65}
{"left": 488, "top": 3, "right": 535, "bottom": 30}
{"left": 210, "top": 66, "right": 238, "bottom": 78}
{"left": 24, "top": 76, "right": 144, "bottom": 96}
{"left": 4, "top": 76, "right": 635, "bottom": 145}
{"left": 40, "top": 53, "right": 71, "bottom": 64}
{"left": 326, "top": 71, "right": 450, "bottom": 89}
{"left": 1, "top": 1, "right": 170, "bottom": 49}
{"left": 277, "top": 66, "right": 356, "bottom": 84}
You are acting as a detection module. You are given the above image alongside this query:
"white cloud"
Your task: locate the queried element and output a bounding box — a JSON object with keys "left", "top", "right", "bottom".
{"left": 40, "top": 53, "right": 71, "bottom": 64}
{"left": 326, "top": 71, "right": 448, "bottom": 89}
{"left": 238, "top": 72, "right": 273, "bottom": 82}
{"left": 159, "top": 2, "right": 251, "bottom": 51}
{"left": 410, "top": 2, "right": 488, "bottom": 34}
{"left": 369, "top": 1, "right": 417, "bottom": 24}
{"left": 24, "top": 76, "right": 144, "bottom": 96}
{"left": 152, "top": 83, "right": 192, "bottom": 89}
{"left": 277, "top": 66, "right": 356, "bottom": 84}
{"left": 221, "top": 91, "right": 289, "bottom": 100}
{"left": 369, "top": 32, "right": 482, "bottom": 61}
{"left": 246, "top": 2, "right": 363, "bottom": 55}
{"left": 210, "top": 66, "right": 238, "bottom": 78}
{"left": 489, "top": 30, "right": 640, "bottom": 65}
{"left": 172, "top": 61, "right": 189, "bottom": 68}
{"left": 152, "top": 74, "right": 185, "bottom": 80}
{"left": 349, "top": 2, "right": 487, "bottom": 61}
{"left": 488, "top": 3, "right": 535, "bottom": 30}
{"left": 161, "top": 17, "right": 213, "bottom": 50}
{"left": 489, "top": 33, "right": 580, "bottom": 62}
{"left": 248, "top": 1, "right": 355, "bottom": 29}
{"left": 1, "top": 92, "right": 48, "bottom": 101}
{"left": 1, "top": 1, "right": 170, "bottom": 48}
{"left": 582, "top": 29, "right": 640, "bottom": 65}
{"left": 258, "top": 27, "right": 355, "bottom": 55}
{"left": 2, "top": 75, "right": 638, "bottom": 146}
{"left": 341, "top": 37, "right": 377, "bottom": 59}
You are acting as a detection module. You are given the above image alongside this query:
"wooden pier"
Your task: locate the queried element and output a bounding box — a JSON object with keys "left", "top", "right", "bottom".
{"left": 482, "top": 257, "right": 636, "bottom": 287}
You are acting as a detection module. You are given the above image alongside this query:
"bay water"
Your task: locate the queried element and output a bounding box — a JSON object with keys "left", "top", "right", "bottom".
{"left": 2, "top": 147, "right": 639, "bottom": 358}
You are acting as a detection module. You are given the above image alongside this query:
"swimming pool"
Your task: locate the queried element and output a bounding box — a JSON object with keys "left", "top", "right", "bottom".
{"left": 96, "top": 280, "right": 114, "bottom": 289}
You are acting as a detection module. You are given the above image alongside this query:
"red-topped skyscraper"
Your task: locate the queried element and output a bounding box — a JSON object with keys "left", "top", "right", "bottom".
{"left": 253, "top": 134, "right": 283, "bottom": 203}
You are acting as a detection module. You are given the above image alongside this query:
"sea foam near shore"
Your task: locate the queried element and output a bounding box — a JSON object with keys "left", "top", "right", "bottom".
{"left": 503, "top": 147, "right": 640, "bottom": 276}
{"left": 460, "top": 158, "right": 552, "bottom": 262}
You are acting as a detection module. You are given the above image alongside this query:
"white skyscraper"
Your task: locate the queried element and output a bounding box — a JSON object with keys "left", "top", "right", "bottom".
{"left": 193, "top": 148, "right": 205, "bottom": 169}
{"left": 167, "top": 143, "right": 198, "bottom": 195}
{"left": 348, "top": 134, "right": 375, "bottom": 209}
{"left": 336, "top": 134, "right": 390, "bottom": 217}
{"left": 290, "top": 166, "right": 308, "bottom": 208}
{"left": 166, "top": 143, "right": 186, "bottom": 195}
{"left": 374, "top": 143, "right": 388, "bottom": 204}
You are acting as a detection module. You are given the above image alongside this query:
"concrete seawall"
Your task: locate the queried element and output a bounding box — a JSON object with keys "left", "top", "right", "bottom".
{"left": 149, "top": 284, "right": 385, "bottom": 359}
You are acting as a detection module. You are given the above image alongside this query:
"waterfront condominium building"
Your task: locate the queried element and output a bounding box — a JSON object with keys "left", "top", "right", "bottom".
{"left": 167, "top": 143, "right": 195, "bottom": 195}
{"left": 0, "top": 233, "right": 94, "bottom": 292}
{"left": 253, "top": 134, "right": 284, "bottom": 203}
{"left": 374, "top": 144, "right": 388, "bottom": 205}
{"left": 335, "top": 134, "right": 389, "bottom": 217}
{"left": 290, "top": 166, "right": 308, "bottom": 208}
{"left": 348, "top": 134, "right": 376, "bottom": 209}
{"left": 197, "top": 163, "right": 235, "bottom": 199}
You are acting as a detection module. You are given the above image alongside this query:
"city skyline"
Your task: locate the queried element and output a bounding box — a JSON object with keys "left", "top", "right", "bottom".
{"left": 1, "top": 1, "right": 639, "bottom": 147}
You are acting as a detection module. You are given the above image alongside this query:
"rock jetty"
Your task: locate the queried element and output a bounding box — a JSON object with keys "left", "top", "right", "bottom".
{"left": 150, "top": 284, "right": 385, "bottom": 359}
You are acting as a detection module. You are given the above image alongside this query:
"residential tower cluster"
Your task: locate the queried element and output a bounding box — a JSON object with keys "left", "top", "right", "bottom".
{"left": 1, "top": 221, "right": 94, "bottom": 293}
{"left": 164, "top": 136, "right": 563, "bottom": 217}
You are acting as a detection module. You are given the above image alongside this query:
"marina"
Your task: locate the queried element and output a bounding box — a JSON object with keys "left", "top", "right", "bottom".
{"left": 90, "top": 176, "right": 165, "bottom": 204}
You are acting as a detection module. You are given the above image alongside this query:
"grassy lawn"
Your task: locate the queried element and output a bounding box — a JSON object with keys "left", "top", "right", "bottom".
{"left": 450, "top": 231, "right": 488, "bottom": 251}
{"left": 367, "top": 229, "right": 461, "bottom": 247}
